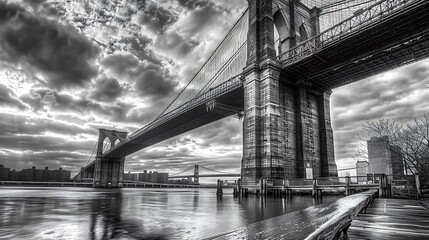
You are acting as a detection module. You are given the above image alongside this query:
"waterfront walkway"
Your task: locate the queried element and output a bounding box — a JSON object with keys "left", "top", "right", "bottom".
{"left": 347, "top": 198, "right": 429, "bottom": 239}
{"left": 208, "top": 191, "right": 429, "bottom": 240}
{"left": 208, "top": 190, "right": 377, "bottom": 239}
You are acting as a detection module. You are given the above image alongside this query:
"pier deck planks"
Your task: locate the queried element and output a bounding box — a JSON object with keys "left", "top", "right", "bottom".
{"left": 347, "top": 198, "right": 429, "bottom": 240}
{"left": 207, "top": 190, "right": 377, "bottom": 240}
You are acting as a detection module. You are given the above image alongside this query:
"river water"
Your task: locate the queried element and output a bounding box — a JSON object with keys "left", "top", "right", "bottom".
{"left": 0, "top": 187, "right": 341, "bottom": 239}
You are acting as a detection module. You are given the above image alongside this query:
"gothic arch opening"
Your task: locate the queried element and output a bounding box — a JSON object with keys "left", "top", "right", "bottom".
{"left": 273, "top": 9, "right": 289, "bottom": 56}
{"left": 102, "top": 137, "right": 111, "bottom": 154}
{"left": 299, "top": 23, "right": 309, "bottom": 42}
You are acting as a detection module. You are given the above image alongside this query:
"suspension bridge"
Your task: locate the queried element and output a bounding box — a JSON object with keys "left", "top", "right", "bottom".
{"left": 168, "top": 164, "right": 240, "bottom": 184}
{"left": 74, "top": 0, "right": 429, "bottom": 188}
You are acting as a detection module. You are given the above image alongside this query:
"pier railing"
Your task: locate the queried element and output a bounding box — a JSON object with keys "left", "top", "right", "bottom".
{"left": 239, "top": 174, "right": 421, "bottom": 199}
{"left": 210, "top": 189, "right": 379, "bottom": 240}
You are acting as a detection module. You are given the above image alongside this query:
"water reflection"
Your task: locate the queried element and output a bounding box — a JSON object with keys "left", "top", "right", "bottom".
{"left": 89, "top": 191, "right": 167, "bottom": 239}
{"left": 0, "top": 187, "right": 341, "bottom": 239}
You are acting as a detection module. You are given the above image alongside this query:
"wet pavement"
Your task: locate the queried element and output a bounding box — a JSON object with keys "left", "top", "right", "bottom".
{"left": 208, "top": 190, "right": 377, "bottom": 239}
{"left": 348, "top": 198, "right": 429, "bottom": 240}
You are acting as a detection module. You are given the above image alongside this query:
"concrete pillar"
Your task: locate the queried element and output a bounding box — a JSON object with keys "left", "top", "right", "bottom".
{"left": 93, "top": 157, "right": 124, "bottom": 188}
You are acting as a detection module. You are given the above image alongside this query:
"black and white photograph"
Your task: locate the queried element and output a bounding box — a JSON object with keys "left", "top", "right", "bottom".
{"left": 0, "top": 0, "right": 428, "bottom": 239}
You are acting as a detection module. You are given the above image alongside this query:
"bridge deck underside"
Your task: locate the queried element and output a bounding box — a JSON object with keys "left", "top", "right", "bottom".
{"left": 104, "top": 87, "right": 244, "bottom": 158}
{"left": 282, "top": 1, "right": 429, "bottom": 90}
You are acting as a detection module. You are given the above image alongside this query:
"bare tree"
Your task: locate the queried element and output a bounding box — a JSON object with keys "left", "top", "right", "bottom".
{"left": 354, "top": 114, "right": 429, "bottom": 180}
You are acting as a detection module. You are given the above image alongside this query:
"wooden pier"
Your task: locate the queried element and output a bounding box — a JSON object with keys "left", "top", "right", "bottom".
{"left": 347, "top": 198, "right": 429, "bottom": 239}
{"left": 208, "top": 189, "right": 378, "bottom": 240}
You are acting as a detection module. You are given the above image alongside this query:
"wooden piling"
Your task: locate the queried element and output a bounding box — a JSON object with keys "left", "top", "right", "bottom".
{"left": 312, "top": 179, "right": 317, "bottom": 198}
{"left": 415, "top": 174, "right": 421, "bottom": 199}
{"left": 233, "top": 188, "right": 238, "bottom": 197}
{"left": 216, "top": 179, "right": 223, "bottom": 196}
{"left": 259, "top": 178, "right": 267, "bottom": 196}
{"left": 345, "top": 176, "right": 350, "bottom": 196}
{"left": 237, "top": 178, "right": 242, "bottom": 197}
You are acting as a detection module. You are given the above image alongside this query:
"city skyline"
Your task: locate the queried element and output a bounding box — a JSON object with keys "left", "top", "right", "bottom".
{"left": 1, "top": 0, "right": 429, "bottom": 177}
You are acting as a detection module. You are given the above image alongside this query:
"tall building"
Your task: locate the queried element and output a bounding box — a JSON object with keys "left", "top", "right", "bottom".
{"left": 367, "top": 136, "right": 404, "bottom": 175}
{"left": 390, "top": 145, "right": 405, "bottom": 175}
{"left": 356, "top": 161, "right": 369, "bottom": 183}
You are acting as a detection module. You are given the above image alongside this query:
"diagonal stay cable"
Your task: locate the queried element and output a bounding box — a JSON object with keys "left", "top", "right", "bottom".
{"left": 194, "top": 40, "right": 248, "bottom": 98}
{"left": 154, "top": 7, "right": 249, "bottom": 120}
{"left": 86, "top": 142, "right": 97, "bottom": 165}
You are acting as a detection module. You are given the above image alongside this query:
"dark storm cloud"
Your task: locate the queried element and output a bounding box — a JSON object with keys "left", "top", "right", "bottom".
{"left": 0, "top": 112, "right": 94, "bottom": 137}
{"left": 101, "top": 53, "right": 177, "bottom": 99}
{"left": 90, "top": 77, "right": 124, "bottom": 102}
{"left": 0, "top": 2, "right": 99, "bottom": 90}
{"left": 136, "top": 1, "right": 177, "bottom": 34}
{"left": 17, "top": 88, "right": 135, "bottom": 126}
{"left": 0, "top": 84, "right": 27, "bottom": 110}
{"left": 49, "top": 92, "right": 136, "bottom": 124}
{"left": 115, "top": 35, "right": 161, "bottom": 64}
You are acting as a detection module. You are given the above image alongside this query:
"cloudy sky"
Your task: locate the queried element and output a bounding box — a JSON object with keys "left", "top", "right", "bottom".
{"left": 0, "top": 0, "right": 428, "bottom": 179}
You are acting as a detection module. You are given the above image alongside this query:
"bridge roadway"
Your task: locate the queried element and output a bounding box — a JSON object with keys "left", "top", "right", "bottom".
{"left": 102, "top": 0, "right": 429, "bottom": 160}
{"left": 103, "top": 76, "right": 243, "bottom": 159}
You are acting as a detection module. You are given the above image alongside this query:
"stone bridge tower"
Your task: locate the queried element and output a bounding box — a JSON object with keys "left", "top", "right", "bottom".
{"left": 93, "top": 129, "right": 128, "bottom": 187}
{"left": 242, "top": 0, "right": 338, "bottom": 185}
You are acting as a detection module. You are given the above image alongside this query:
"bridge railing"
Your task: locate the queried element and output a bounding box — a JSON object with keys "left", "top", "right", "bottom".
{"left": 128, "top": 76, "right": 242, "bottom": 139}
{"left": 279, "top": 0, "right": 417, "bottom": 65}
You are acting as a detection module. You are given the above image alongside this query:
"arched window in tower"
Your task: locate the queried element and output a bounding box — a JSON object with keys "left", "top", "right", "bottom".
{"left": 274, "top": 21, "right": 280, "bottom": 56}
{"left": 102, "top": 137, "right": 111, "bottom": 154}
{"left": 299, "top": 23, "right": 309, "bottom": 42}
{"left": 273, "top": 10, "right": 289, "bottom": 56}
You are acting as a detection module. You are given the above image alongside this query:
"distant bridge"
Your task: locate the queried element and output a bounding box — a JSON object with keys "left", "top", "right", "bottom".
{"left": 168, "top": 164, "right": 240, "bottom": 184}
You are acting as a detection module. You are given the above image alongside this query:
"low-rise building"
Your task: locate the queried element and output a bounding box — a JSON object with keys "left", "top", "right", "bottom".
{"left": 0, "top": 165, "right": 10, "bottom": 181}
